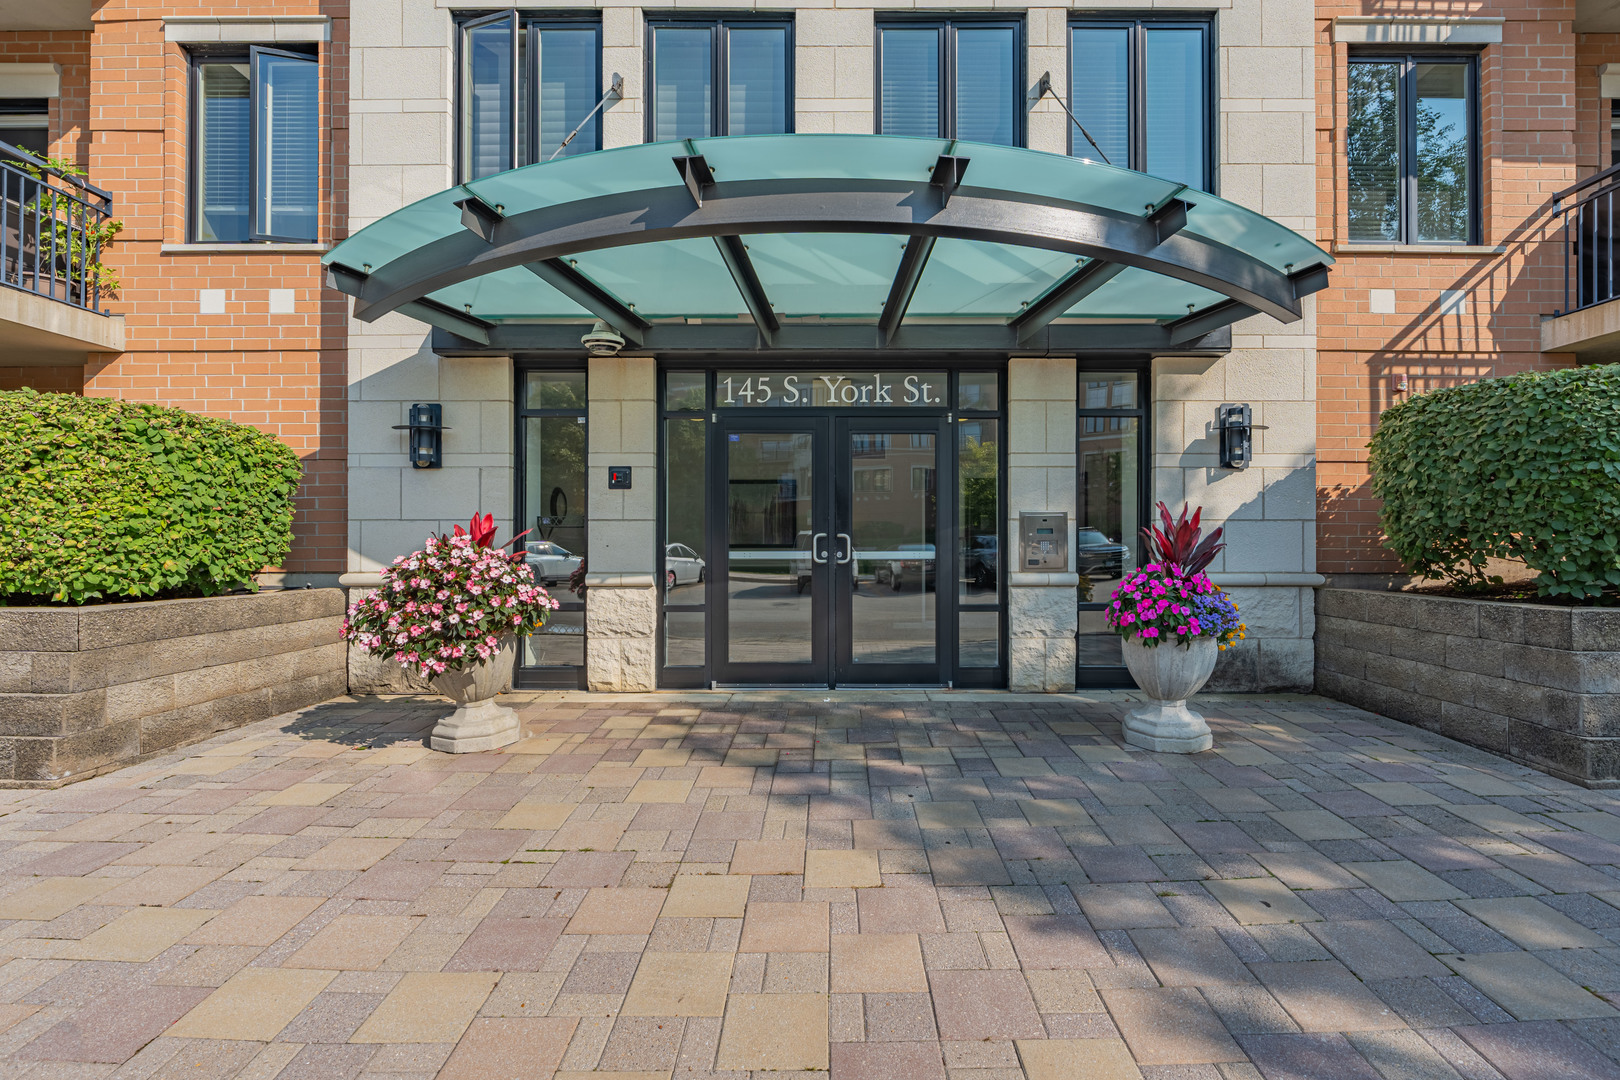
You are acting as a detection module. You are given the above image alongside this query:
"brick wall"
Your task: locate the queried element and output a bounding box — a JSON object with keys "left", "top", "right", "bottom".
{"left": 0, "top": 2, "right": 350, "bottom": 577}
{"left": 1314, "top": 3, "right": 1587, "bottom": 576}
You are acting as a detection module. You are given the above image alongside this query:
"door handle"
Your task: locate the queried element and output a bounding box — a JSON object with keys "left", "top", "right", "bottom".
{"left": 811, "top": 532, "right": 828, "bottom": 564}
{"left": 836, "top": 533, "right": 853, "bottom": 565}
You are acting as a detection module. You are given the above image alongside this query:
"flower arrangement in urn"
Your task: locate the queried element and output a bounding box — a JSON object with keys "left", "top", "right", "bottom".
{"left": 342, "top": 514, "right": 559, "bottom": 753}
{"left": 1106, "top": 503, "right": 1245, "bottom": 753}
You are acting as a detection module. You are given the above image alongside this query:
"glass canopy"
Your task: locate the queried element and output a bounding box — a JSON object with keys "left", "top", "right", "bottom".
{"left": 324, "top": 134, "right": 1331, "bottom": 353}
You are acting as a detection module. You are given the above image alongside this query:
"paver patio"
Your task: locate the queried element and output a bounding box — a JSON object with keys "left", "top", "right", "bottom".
{"left": 0, "top": 690, "right": 1618, "bottom": 1078}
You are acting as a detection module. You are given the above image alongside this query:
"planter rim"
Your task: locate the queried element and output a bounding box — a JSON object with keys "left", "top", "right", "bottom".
{"left": 0, "top": 588, "right": 343, "bottom": 614}
{"left": 1319, "top": 586, "right": 1615, "bottom": 616}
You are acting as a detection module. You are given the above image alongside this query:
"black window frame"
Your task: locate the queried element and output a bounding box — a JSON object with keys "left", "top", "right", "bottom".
{"left": 0, "top": 98, "right": 49, "bottom": 165}
{"left": 454, "top": 9, "right": 604, "bottom": 184}
{"left": 514, "top": 364, "right": 590, "bottom": 690}
{"left": 1346, "top": 51, "right": 1480, "bottom": 246}
{"left": 874, "top": 14, "right": 1026, "bottom": 147}
{"left": 187, "top": 44, "right": 322, "bottom": 245}
{"left": 1075, "top": 365, "right": 1150, "bottom": 690}
{"left": 1066, "top": 15, "right": 1214, "bottom": 191}
{"left": 644, "top": 15, "right": 795, "bottom": 142}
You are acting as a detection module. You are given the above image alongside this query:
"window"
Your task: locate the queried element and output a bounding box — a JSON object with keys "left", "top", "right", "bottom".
{"left": 0, "top": 99, "right": 48, "bottom": 167}
{"left": 1076, "top": 370, "right": 1146, "bottom": 682}
{"left": 461, "top": 12, "right": 602, "bottom": 181}
{"left": 1347, "top": 55, "right": 1476, "bottom": 245}
{"left": 1068, "top": 18, "right": 1209, "bottom": 189}
{"left": 518, "top": 371, "right": 588, "bottom": 687}
{"left": 877, "top": 19, "right": 1022, "bottom": 145}
{"left": 647, "top": 18, "right": 791, "bottom": 141}
{"left": 190, "top": 48, "right": 319, "bottom": 243}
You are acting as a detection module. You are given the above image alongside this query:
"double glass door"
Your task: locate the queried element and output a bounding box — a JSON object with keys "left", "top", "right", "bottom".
{"left": 714, "top": 415, "right": 942, "bottom": 686}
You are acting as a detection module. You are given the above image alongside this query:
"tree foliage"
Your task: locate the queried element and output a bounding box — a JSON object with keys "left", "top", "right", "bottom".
{"left": 0, "top": 389, "right": 302, "bottom": 604}
{"left": 1369, "top": 366, "right": 1620, "bottom": 601}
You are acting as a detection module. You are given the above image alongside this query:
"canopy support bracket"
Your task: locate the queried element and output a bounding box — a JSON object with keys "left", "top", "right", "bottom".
{"left": 398, "top": 298, "right": 493, "bottom": 345}
{"left": 1008, "top": 259, "right": 1127, "bottom": 346}
{"left": 526, "top": 259, "right": 649, "bottom": 346}
{"left": 714, "top": 235, "right": 779, "bottom": 345}
{"left": 930, "top": 155, "right": 970, "bottom": 206}
{"left": 878, "top": 236, "right": 936, "bottom": 346}
{"left": 674, "top": 154, "right": 716, "bottom": 208}
{"left": 1167, "top": 299, "right": 1256, "bottom": 345}
{"left": 455, "top": 194, "right": 504, "bottom": 243}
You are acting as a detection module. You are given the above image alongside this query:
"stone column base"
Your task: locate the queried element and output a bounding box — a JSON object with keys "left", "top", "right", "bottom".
{"left": 1008, "top": 581, "right": 1079, "bottom": 692}
{"left": 585, "top": 582, "right": 658, "bottom": 691}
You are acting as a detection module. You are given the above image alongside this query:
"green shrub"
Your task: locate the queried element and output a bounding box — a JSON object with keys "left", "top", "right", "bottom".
{"left": 1369, "top": 364, "right": 1620, "bottom": 600}
{"left": 0, "top": 389, "right": 303, "bottom": 604}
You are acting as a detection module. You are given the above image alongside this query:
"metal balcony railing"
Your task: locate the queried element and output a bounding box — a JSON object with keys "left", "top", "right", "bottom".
{"left": 1554, "top": 160, "right": 1620, "bottom": 316}
{"left": 0, "top": 141, "right": 114, "bottom": 316}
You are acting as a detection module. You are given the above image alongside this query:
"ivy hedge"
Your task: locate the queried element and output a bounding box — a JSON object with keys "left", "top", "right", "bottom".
{"left": 1369, "top": 364, "right": 1620, "bottom": 600}
{"left": 0, "top": 389, "right": 303, "bottom": 604}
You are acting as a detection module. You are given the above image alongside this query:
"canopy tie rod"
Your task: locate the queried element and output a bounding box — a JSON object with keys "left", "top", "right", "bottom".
{"left": 1035, "top": 71, "right": 1112, "bottom": 166}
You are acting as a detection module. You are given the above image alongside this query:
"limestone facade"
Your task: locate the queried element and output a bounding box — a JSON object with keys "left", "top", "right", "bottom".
{"left": 342, "top": 0, "right": 1323, "bottom": 693}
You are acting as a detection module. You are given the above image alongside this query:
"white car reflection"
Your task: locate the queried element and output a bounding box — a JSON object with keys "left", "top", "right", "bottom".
{"left": 524, "top": 540, "right": 582, "bottom": 584}
{"left": 665, "top": 543, "right": 707, "bottom": 587}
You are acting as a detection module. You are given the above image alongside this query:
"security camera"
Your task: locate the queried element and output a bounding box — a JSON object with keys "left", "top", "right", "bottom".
{"left": 581, "top": 321, "right": 625, "bottom": 356}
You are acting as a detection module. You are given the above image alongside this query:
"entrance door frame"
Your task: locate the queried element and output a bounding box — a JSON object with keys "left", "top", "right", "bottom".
{"left": 656, "top": 365, "right": 1006, "bottom": 690}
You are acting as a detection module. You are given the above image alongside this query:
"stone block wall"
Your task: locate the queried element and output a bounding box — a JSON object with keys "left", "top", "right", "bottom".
{"left": 1316, "top": 588, "right": 1620, "bottom": 786}
{"left": 0, "top": 590, "right": 346, "bottom": 786}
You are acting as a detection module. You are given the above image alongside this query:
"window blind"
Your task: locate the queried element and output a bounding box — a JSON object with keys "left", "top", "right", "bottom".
{"left": 464, "top": 15, "right": 515, "bottom": 179}
{"left": 728, "top": 28, "right": 788, "bottom": 136}
{"left": 954, "top": 27, "right": 1015, "bottom": 146}
{"left": 254, "top": 49, "right": 319, "bottom": 242}
{"left": 653, "top": 28, "right": 713, "bottom": 141}
{"left": 1142, "top": 29, "right": 1205, "bottom": 188}
{"left": 1069, "top": 28, "right": 1129, "bottom": 167}
{"left": 538, "top": 28, "right": 598, "bottom": 159}
{"left": 880, "top": 28, "right": 939, "bottom": 137}
{"left": 196, "top": 62, "right": 251, "bottom": 243}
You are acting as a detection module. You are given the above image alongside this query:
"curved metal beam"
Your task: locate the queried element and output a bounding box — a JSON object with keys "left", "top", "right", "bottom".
{"left": 339, "top": 177, "right": 1311, "bottom": 327}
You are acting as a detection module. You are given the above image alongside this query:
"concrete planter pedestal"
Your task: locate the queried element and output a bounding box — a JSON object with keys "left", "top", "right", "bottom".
{"left": 1121, "top": 637, "right": 1219, "bottom": 753}
{"left": 429, "top": 640, "right": 519, "bottom": 753}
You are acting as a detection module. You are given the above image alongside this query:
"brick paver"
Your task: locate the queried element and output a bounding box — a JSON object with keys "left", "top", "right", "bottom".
{"left": 0, "top": 690, "right": 1617, "bottom": 1078}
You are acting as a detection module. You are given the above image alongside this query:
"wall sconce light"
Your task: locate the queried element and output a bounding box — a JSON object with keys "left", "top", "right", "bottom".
{"left": 392, "top": 403, "right": 450, "bottom": 469}
{"left": 1218, "top": 404, "right": 1260, "bottom": 470}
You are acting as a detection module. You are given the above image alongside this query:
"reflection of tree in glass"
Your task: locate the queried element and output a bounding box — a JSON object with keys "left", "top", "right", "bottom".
{"left": 959, "top": 430, "right": 998, "bottom": 542}
{"left": 1347, "top": 63, "right": 1400, "bottom": 242}
{"left": 665, "top": 419, "right": 707, "bottom": 558}
{"left": 1414, "top": 83, "right": 1469, "bottom": 243}
{"left": 526, "top": 417, "right": 586, "bottom": 553}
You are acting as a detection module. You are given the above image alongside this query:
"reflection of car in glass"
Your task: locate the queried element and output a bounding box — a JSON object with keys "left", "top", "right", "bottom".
{"left": 877, "top": 542, "right": 936, "bottom": 590}
{"left": 664, "top": 543, "right": 706, "bottom": 587}
{"left": 1076, "top": 528, "right": 1130, "bottom": 578}
{"left": 965, "top": 534, "right": 998, "bottom": 587}
{"left": 524, "top": 541, "right": 583, "bottom": 584}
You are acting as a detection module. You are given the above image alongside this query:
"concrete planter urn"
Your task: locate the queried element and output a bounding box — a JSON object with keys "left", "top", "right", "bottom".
{"left": 1121, "top": 637, "right": 1219, "bottom": 753}
{"left": 429, "top": 638, "right": 520, "bottom": 753}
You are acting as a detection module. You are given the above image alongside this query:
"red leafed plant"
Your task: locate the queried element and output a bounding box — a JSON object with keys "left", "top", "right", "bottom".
{"left": 452, "top": 513, "right": 530, "bottom": 551}
{"left": 1141, "top": 501, "right": 1225, "bottom": 576}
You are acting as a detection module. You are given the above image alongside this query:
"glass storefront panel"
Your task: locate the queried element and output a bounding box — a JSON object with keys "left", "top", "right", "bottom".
{"left": 525, "top": 607, "right": 585, "bottom": 666}
{"left": 523, "top": 416, "right": 588, "bottom": 562}
{"left": 526, "top": 371, "right": 588, "bottom": 410}
{"left": 850, "top": 432, "right": 937, "bottom": 667}
{"left": 665, "top": 371, "right": 706, "bottom": 411}
{"left": 726, "top": 431, "right": 816, "bottom": 664}
{"left": 1075, "top": 608, "right": 1121, "bottom": 667}
{"left": 664, "top": 417, "right": 707, "bottom": 598}
{"left": 960, "top": 608, "right": 999, "bottom": 668}
{"left": 520, "top": 371, "right": 587, "bottom": 682}
{"left": 959, "top": 419, "right": 999, "bottom": 600}
{"left": 665, "top": 610, "right": 705, "bottom": 667}
{"left": 1080, "top": 372, "right": 1138, "bottom": 410}
{"left": 1077, "top": 416, "right": 1139, "bottom": 603}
